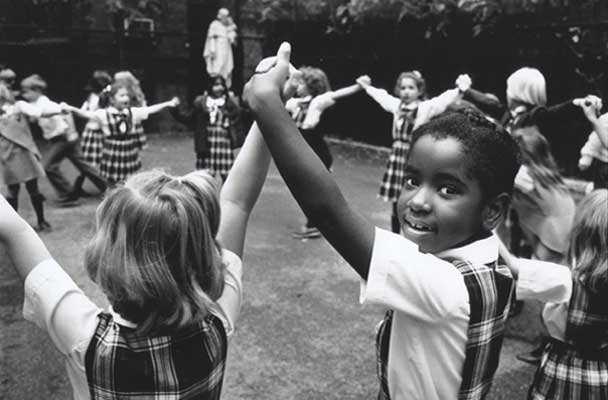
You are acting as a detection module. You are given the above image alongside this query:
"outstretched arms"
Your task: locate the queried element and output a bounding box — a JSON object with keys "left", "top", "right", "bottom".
{"left": 141, "top": 97, "right": 180, "bottom": 116}
{"left": 245, "top": 43, "right": 375, "bottom": 279}
{"left": 356, "top": 75, "right": 400, "bottom": 114}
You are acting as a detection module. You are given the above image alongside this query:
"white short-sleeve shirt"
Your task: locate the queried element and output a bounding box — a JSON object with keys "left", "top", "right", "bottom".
{"left": 360, "top": 228, "right": 499, "bottom": 400}
{"left": 23, "top": 250, "right": 243, "bottom": 400}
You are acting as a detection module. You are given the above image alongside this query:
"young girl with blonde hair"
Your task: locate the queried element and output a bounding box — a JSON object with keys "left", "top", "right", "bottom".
{"left": 499, "top": 188, "right": 608, "bottom": 399}
{"left": 1, "top": 48, "right": 297, "bottom": 399}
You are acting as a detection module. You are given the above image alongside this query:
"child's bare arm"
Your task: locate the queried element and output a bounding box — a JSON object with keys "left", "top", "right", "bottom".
{"left": 0, "top": 195, "right": 52, "bottom": 280}
{"left": 577, "top": 96, "right": 608, "bottom": 148}
{"left": 245, "top": 43, "right": 375, "bottom": 279}
{"left": 217, "top": 122, "right": 271, "bottom": 258}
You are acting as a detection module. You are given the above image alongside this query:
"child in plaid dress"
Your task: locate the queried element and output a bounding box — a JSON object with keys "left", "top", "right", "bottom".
{"left": 72, "top": 70, "right": 113, "bottom": 197}
{"left": 245, "top": 42, "right": 521, "bottom": 400}
{"left": 114, "top": 71, "right": 148, "bottom": 150}
{"left": 499, "top": 188, "right": 608, "bottom": 400}
{"left": 356, "top": 72, "right": 471, "bottom": 232}
{"left": 0, "top": 106, "right": 277, "bottom": 399}
{"left": 64, "top": 83, "right": 179, "bottom": 186}
{"left": 172, "top": 75, "right": 241, "bottom": 181}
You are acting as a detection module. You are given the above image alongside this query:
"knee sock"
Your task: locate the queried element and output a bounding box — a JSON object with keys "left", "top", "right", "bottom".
{"left": 30, "top": 193, "right": 47, "bottom": 225}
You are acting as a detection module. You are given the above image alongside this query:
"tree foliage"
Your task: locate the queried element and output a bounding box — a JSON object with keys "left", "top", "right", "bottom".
{"left": 246, "top": 0, "right": 574, "bottom": 37}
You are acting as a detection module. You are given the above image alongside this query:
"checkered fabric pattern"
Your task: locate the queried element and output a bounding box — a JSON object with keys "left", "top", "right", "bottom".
{"left": 378, "top": 106, "right": 417, "bottom": 202}
{"left": 85, "top": 313, "right": 227, "bottom": 400}
{"left": 454, "top": 260, "right": 513, "bottom": 400}
{"left": 204, "top": 126, "right": 234, "bottom": 181}
{"left": 81, "top": 127, "right": 104, "bottom": 168}
{"left": 528, "top": 280, "right": 608, "bottom": 400}
{"left": 133, "top": 122, "right": 147, "bottom": 150}
{"left": 99, "top": 109, "right": 142, "bottom": 183}
{"left": 375, "top": 260, "right": 513, "bottom": 400}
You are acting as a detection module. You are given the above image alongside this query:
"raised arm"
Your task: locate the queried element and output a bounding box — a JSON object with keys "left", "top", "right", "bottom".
{"left": 356, "top": 75, "right": 400, "bottom": 114}
{"left": 217, "top": 122, "right": 270, "bottom": 258}
{"left": 245, "top": 43, "right": 375, "bottom": 279}
{"left": 577, "top": 96, "right": 607, "bottom": 148}
{"left": 0, "top": 195, "right": 52, "bottom": 280}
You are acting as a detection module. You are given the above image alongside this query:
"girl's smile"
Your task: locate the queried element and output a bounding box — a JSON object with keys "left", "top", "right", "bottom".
{"left": 398, "top": 135, "right": 486, "bottom": 254}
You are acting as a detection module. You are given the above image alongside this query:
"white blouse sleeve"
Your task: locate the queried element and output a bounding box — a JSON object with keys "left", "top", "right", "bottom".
{"left": 23, "top": 259, "right": 101, "bottom": 356}
{"left": 360, "top": 228, "right": 469, "bottom": 322}
{"left": 213, "top": 249, "right": 243, "bottom": 338}
{"left": 14, "top": 100, "right": 42, "bottom": 119}
{"left": 516, "top": 258, "right": 572, "bottom": 303}
{"left": 363, "top": 86, "right": 401, "bottom": 114}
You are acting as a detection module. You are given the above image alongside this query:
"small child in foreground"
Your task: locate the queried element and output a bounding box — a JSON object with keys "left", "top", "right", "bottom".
{"left": 0, "top": 45, "right": 300, "bottom": 397}
{"left": 245, "top": 42, "right": 521, "bottom": 400}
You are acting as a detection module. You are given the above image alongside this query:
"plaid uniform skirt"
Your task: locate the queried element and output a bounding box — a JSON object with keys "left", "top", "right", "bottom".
{"left": 379, "top": 140, "right": 410, "bottom": 202}
{"left": 80, "top": 127, "right": 103, "bottom": 167}
{"left": 529, "top": 340, "right": 608, "bottom": 400}
{"left": 133, "top": 121, "right": 147, "bottom": 150}
{"left": 205, "top": 126, "right": 234, "bottom": 180}
{"left": 100, "top": 135, "right": 142, "bottom": 182}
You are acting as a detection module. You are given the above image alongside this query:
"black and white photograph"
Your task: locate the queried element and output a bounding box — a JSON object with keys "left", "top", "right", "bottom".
{"left": 1, "top": 1, "right": 607, "bottom": 399}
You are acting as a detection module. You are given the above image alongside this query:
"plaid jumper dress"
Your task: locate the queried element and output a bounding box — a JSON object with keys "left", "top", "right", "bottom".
{"left": 202, "top": 99, "right": 234, "bottom": 181}
{"left": 379, "top": 105, "right": 417, "bottom": 202}
{"left": 81, "top": 121, "right": 104, "bottom": 168}
{"left": 376, "top": 260, "right": 513, "bottom": 400}
{"left": 528, "top": 279, "right": 608, "bottom": 400}
{"left": 85, "top": 312, "right": 227, "bottom": 400}
{"left": 100, "top": 109, "right": 142, "bottom": 183}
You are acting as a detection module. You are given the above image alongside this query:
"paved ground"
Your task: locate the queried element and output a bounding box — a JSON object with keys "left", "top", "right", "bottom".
{"left": 0, "top": 133, "right": 540, "bottom": 399}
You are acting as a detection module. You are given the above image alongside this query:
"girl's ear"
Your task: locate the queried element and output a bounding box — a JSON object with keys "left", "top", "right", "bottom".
{"left": 482, "top": 193, "right": 510, "bottom": 231}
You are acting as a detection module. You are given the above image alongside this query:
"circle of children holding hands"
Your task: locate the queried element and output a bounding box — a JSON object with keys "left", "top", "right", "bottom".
{"left": 1, "top": 42, "right": 607, "bottom": 400}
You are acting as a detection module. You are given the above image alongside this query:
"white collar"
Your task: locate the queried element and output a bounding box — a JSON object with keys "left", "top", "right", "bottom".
{"left": 435, "top": 233, "right": 498, "bottom": 266}
{"left": 108, "top": 305, "right": 138, "bottom": 328}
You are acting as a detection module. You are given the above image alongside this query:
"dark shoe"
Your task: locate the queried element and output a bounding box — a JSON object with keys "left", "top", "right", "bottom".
{"left": 292, "top": 226, "right": 322, "bottom": 239}
{"left": 516, "top": 344, "right": 544, "bottom": 365}
{"left": 35, "top": 221, "right": 52, "bottom": 232}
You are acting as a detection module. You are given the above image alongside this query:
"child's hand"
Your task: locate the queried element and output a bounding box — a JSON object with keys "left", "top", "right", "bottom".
{"left": 356, "top": 75, "right": 371, "bottom": 88}
{"left": 455, "top": 74, "right": 472, "bottom": 93}
{"left": 170, "top": 97, "right": 180, "bottom": 107}
{"left": 574, "top": 95, "right": 602, "bottom": 122}
{"left": 243, "top": 42, "right": 296, "bottom": 108}
{"left": 59, "top": 102, "right": 71, "bottom": 113}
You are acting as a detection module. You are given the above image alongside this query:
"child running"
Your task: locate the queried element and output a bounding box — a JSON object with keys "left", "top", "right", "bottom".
{"left": 286, "top": 66, "right": 362, "bottom": 238}
{"left": 171, "top": 74, "right": 241, "bottom": 181}
{"left": 356, "top": 72, "right": 472, "bottom": 232}
{"left": 245, "top": 42, "right": 521, "bottom": 400}
{"left": 62, "top": 83, "right": 179, "bottom": 186}
{"left": 0, "top": 85, "right": 283, "bottom": 398}
{"left": 498, "top": 188, "right": 608, "bottom": 400}
{"left": 0, "top": 83, "right": 55, "bottom": 231}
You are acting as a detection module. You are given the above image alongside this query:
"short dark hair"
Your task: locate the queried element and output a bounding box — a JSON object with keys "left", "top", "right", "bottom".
{"left": 85, "top": 70, "right": 113, "bottom": 94}
{"left": 410, "top": 111, "right": 521, "bottom": 200}
{"left": 20, "top": 74, "right": 47, "bottom": 92}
